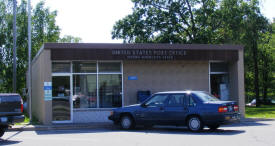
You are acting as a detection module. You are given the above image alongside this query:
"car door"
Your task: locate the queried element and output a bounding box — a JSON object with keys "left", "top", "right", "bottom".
{"left": 163, "top": 94, "right": 188, "bottom": 125}
{"left": 137, "top": 94, "right": 169, "bottom": 125}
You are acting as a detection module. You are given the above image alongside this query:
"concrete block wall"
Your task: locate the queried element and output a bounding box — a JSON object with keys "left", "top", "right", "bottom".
{"left": 31, "top": 49, "right": 52, "bottom": 125}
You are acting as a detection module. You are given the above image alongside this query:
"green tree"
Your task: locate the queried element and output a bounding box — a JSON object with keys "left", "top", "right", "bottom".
{"left": 112, "top": 0, "right": 273, "bottom": 106}
{"left": 0, "top": 0, "right": 60, "bottom": 94}
{"left": 0, "top": 0, "right": 80, "bottom": 96}
{"left": 112, "top": 0, "right": 223, "bottom": 43}
{"left": 32, "top": 1, "right": 60, "bottom": 58}
{"left": 59, "top": 35, "right": 82, "bottom": 43}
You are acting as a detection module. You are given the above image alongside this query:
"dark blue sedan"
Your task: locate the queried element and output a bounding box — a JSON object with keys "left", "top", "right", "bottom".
{"left": 108, "top": 91, "right": 240, "bottom": 132}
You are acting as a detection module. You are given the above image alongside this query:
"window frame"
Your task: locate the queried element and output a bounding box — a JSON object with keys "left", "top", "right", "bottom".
{"left": 144, "top": 94, "right": 170, "bottom": 107}
{"left": 166, "top": 94, "right": 186, "bottom": 107}
{"left": 52, "top": 60, "right": 123, "bottom": 110}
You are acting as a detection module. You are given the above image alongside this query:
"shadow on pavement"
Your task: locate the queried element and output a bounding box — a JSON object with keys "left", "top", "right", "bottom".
{"left": 0, "top": 139, "right": 21, "bottom": 145}
{"left": 122, "top": 126, "right": 245, "bottom": 136}
{"left": 35, "top": 125, "right": 245, "bottom": 136}
{"left": 0, "top": 131, "right": 23, "bottom": 145}
{"left": 224, "top": 118, "right": 275, "bottom": 127}
{"left": 33, "top": 118, "right": 275, "bottom": 136}
{"left": 243, "top": 118, "right": 275, "bottom": 122}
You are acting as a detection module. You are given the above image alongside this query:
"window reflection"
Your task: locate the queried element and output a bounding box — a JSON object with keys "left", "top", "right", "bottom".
{"left": 52, "top": 76, "right": 71, "bottom": 121}
{"left": 73, "top": 61, "right": 96, "bottom": 73}
{"left": 98, "top": 62, "right": 121, "bottom": 72}
{"left": 73, "top": 75, "right": 97, "bottom": 108}
{"left": 52, "top": 62, "right": 71, "bottom": 73}
{"left": 99, "top": 75, "right": 122, "bottom": 108}
{"left": 53, "top": 61, "right": 123, "bottom": 109}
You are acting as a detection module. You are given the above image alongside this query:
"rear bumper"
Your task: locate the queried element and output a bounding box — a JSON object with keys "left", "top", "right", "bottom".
{"left": 0, "top": 115, "right": 25, "bottom": 125}
{"left": 203, "top": 113, "right": 240, "bottom": 125}
{"left": 11, "top": 115, "right": 25, "bottom": 124}
{"left": 223, "top": 113, "right": 240, "bottom": 123}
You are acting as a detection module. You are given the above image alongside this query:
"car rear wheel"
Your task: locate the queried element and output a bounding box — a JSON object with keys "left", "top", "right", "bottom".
{"left": 187, "top": 116, "right": 203, "bottom": 132}
{"left": 120, "top": 115, "right": 135, "bottom": 130}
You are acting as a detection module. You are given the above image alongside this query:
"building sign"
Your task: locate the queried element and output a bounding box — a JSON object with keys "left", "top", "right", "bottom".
{"left": 44, "top": 82, "right": 52, "bottom": 101}
{"left": 128, "top": 76, "right": 138, "bottom": 80}
{"left": 51, "top": 48, "right": 239, "bottom": 61}
{"left": 112, "top": 49, "right": 186, "bottom": 60}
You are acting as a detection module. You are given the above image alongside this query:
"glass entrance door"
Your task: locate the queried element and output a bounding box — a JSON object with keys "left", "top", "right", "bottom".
{"left": 210, "top": 74, "right": 229, "bottom": 100}
{"left": 52, "top": 76, "right": 72, "bottom": 122}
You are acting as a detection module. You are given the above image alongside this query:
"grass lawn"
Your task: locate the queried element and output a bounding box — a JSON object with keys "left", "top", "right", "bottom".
{"left": 245, "top": 105, "right": 275, "bottom": 119}
{"left": 15, "top": 113, "right": 40, "bottom": 125}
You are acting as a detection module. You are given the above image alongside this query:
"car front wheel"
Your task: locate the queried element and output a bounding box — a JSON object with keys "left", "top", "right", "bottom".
{"left": 187, "top": 116, "right": 203, "bottom": 132}
{"left": 120, "top": 115, "right": 135, "bottom": 130}
{"left": 0, "top": 126, "right": 7, "bottom": 137}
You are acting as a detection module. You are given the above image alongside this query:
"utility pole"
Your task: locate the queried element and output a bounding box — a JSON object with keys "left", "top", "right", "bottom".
{"left": 28, "top": 0, "right": 32, "bottom": 122}
{"left": 13, "top": 0, "right": 17, "bottom": 93}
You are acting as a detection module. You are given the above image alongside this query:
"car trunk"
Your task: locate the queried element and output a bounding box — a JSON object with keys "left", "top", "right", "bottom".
{"left": 207, "top": 101, "right": 239, "bottom": 113}
{"left": 0, "top": 94, "right": 22, "bottom": 116}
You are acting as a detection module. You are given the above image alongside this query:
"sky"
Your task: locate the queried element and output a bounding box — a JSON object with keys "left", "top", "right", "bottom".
{"left": 29, "top": 0, "right": 275, "bottom": 43}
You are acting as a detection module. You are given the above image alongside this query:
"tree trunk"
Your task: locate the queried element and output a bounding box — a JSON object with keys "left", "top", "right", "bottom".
{"left": 252, "top": 38, "right": 260, "bottom": 107}
{"left": 262, "top": 55, "right": 268, "bottom": 103}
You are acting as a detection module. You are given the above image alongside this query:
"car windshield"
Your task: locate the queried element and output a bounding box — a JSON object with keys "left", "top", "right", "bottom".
{"left": 194, "top": 92, "right": 220, "bottom": 102}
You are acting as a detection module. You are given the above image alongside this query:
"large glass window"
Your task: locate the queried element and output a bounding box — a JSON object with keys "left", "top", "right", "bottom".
{"left": 98, "top": 62, "right": 121, "bottom": 72}
{"left": 52, "top": 61, "right": 123, "bottom": 109}
{"left": 73, "top": 75, "right": 97, "bottom": 108}
{"left": 210, "top": 62, "right": 228, "bottom": 72}
{"left": 73, "top": 61, "right": 96, "bottom": 73}
{"left": 99, "top": 74, "right": 122, "bottom": 108}
{"left": 52, "top": 62, "right": 71, "bottom": 73}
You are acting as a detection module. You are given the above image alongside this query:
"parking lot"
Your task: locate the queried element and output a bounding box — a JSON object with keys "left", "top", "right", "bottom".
{"left": 1, "top": 119, "right": 275, "bottom": 146}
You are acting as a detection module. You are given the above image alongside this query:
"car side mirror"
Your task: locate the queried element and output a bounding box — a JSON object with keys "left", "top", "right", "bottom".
{"left": 141, "top": 103, "right": 147, "bottom": 108}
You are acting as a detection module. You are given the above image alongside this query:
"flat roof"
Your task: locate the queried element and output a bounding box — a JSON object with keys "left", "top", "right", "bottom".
{"left": 31, "top": 43, "right": 242, "bottom": 62}
{"left": 43, "top": 43, "right": 243, "bottom": 50}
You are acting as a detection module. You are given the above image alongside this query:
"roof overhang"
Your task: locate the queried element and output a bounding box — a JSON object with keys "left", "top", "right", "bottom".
{"left": 43, "top": 43, "right": 242, "bottom": 61}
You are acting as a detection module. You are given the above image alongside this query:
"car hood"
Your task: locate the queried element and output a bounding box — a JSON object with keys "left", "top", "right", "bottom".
{"left": 115, "top": 104, "right": 141, "bottom": 111}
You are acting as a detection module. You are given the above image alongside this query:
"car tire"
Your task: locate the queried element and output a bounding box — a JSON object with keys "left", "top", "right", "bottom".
{"left": 208, "top": 124, "right": 220, "bottom": 131}
{"left": 120, "top": 115, "right": 135, "bottom": 130}
{"left": 0, "top": 127, "right": 6, "bottom": 137}
{"left": 187, "top": 116, "right": 203, "bottom": 132}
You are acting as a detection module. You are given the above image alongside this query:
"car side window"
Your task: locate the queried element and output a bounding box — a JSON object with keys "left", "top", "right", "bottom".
{"left": 186, "top": 94, "right": 196, "bottom": 107}
{"left": 167, "top": 94, "right": 185, "bottom": 107}
{"left": 145, "top": 94, "right": 169, "bottom": 107}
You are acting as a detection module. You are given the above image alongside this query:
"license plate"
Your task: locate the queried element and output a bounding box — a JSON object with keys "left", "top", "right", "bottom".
{"left": 225, "top": 116, "right": 231, "bottom": 120}
{"left": 1, "top": 117, "right": 7, "bottom": 122}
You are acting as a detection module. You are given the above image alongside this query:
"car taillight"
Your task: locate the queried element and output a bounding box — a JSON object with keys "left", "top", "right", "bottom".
{"left": 21, "top": 99, "right": 24, "bottom": 113}
{"left": 218, "top": 106, "right": 228, "bottom": 113}
{"left": 234, "top": 105, "right": 239, "bottom": 112}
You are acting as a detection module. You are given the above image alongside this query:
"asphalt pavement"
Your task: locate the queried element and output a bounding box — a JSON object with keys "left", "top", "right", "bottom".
{"left": 1, "top": 118, "right": 275, "bottom": 146}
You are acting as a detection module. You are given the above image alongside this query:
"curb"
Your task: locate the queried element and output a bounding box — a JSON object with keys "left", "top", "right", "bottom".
{"left": 8, "top": 123, "right": 114, "bottom": 131}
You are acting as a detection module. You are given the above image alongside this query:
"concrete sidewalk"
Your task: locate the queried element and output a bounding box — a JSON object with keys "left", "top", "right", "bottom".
{"left": 8, "top": 122, "right": 114, "bottom": 131}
